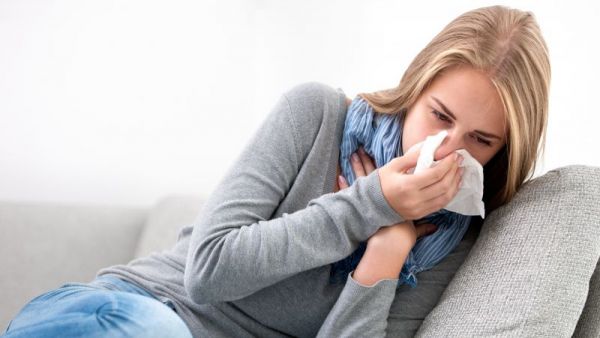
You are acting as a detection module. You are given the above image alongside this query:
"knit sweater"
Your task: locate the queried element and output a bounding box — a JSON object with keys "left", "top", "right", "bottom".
{"left": 96, "top": 81, "right": 479, "bottom": 337}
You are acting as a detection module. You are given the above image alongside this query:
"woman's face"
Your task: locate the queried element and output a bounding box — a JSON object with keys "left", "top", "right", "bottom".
{"left": 402, "top": 65, "right": 507, "bottom": 166}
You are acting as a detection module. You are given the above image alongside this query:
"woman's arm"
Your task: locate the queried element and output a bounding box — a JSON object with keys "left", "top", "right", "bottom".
{"left": 183, "top": 82, "right": 405, "bottom": 305}
{"left": 316, "top": 221, "right": 439, "bottom": 337}
{"left": 316, "top": 149, "right": 440, "bottom": 337}
{"left": 352, "top": 228, "right": 412, "bottom": 286}
{"left": 316, "top": 236, "right": 411, "bottom": 338}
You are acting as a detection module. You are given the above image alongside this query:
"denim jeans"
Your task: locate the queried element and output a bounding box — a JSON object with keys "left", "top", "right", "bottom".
{"left": 2, "top": 275, "right": 193, "bottom": 338}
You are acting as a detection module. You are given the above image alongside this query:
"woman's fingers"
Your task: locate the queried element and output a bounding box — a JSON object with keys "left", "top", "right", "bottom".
{"left": 338, "top": 175, "right": 349, "bottom": 189}
{"left": 419, "top": 160, "right": 462, "bottom": 201}
{"left": 350, "top": 152, "right": 366, "bottom": 177}
{"left": 412, "top": 152, "right": 462, "bottom": 190}
{"left": 358, "top": 147, "right": 376, "bottom": 173}
{"left": 340, "top": 147, "right": 376, "bottom": 191}
{"left": 415, "top": 223, "right": 437, "bottom": 238}
{"left": 351, "top": 146, "right": 376, "bottom": 177}
{"left": 420, "top": 167, "right": 463, "bottom": 215}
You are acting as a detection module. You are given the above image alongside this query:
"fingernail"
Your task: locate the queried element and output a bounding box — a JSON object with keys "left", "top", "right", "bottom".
{"left": 352, "top": 153, "right": 359, "bottom": 162}
{"left": 338, "top": 175, "right": 346, "bottom": 186}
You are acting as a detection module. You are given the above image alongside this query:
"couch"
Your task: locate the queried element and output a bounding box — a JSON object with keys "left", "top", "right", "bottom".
{"left": 0, "top": 193, "right": 206, "bottom": 332}
{"left": 1, "top": 165, "right": 599, "bottom": 337}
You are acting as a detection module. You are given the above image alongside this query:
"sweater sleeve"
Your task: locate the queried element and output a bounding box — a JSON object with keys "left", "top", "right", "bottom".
{"left": 184, "top": 82, "right": 405, "bottom": 305}
{"left": 316, "top": 271, "right": 399, "bottom": 337}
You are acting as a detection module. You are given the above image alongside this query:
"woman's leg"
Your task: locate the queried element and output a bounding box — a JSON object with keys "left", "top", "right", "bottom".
{"left": 3, "top": 276, "right": 192, "bottom": 338}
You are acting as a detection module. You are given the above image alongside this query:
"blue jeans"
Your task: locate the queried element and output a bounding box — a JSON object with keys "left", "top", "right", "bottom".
{"left": 2, "top": 275, "right": 193, "bottom": 338}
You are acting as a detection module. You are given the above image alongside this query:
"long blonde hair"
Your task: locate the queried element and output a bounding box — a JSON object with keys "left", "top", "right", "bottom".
{"left": 359, "top": 5, "right": 551, "bottom": 216}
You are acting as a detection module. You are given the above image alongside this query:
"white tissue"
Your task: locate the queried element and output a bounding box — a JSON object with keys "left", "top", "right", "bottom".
{"left": 405, "top": 130, "right": 485, "bottom": 219}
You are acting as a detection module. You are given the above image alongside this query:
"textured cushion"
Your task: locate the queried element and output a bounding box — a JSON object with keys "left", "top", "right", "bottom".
{"left": 415, "top": 165, "right": 600, "bottom": 337}
{"left": 133, "top": 194, "right": 205, "bottom": 259}
{"left": 573, "top": 259, "right": 600, "bottom": 337}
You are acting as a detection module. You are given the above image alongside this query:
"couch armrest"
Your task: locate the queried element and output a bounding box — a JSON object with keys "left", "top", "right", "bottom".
{"left": 0, "top": 199, "right": 149, "bottom": 332}
{"left": 414, "top": 165, "right": 600, "bottom": 337}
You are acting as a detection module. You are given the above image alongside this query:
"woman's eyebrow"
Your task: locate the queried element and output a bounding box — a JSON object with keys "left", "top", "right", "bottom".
{"left": 430, "top": 95, "right": 502, "bottom": 140}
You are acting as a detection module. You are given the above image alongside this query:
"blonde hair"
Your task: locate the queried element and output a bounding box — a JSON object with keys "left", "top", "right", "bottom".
{"left": 359, "top": 5, "right": 551, "bottom": 215}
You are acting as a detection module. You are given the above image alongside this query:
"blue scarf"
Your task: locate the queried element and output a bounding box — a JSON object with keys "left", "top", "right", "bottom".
{"left": 329, "top": 96, "right": 471, "bottom": 289}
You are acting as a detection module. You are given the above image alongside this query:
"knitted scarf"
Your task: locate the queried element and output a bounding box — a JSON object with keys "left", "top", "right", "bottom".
{"left": 328, "top": 96, "right": 472, "bottom": 289}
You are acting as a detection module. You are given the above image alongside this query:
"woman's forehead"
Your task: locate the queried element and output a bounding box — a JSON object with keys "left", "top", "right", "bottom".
{"left": 424, "top": 68, "right": 507, "bottom": 138}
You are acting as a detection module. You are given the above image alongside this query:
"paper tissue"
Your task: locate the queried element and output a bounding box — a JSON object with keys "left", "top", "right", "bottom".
{"left": 405, "top": 130, "right": 485, "bottom": 219}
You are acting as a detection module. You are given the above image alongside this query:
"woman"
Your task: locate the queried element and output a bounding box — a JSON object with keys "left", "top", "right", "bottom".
{"left": 3, "top": 5, "right": 550, "bottom": 338}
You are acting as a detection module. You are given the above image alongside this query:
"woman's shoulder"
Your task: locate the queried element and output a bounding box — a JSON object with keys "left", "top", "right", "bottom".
{"left": 282, "top": 81, "right": 349, "bottom": 112}
{"left": 276, "top": 81, "right": 349, "bottom": 158}
{"left": 283, "top": 81, "right": 342, "bottom": 98}
{"left": 280, "top": 81, "right": 350, "bottom": 133}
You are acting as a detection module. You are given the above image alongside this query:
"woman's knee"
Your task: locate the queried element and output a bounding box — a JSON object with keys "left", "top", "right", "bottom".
{"left": 96, "top": 293, "right": 193, "bottom": 338}
{"left": 6, "top": 286, "right": 192, "bottom": 338}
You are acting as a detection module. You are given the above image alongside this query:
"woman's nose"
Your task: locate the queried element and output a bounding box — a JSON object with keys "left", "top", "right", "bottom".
{"left": 434, "top": 133, "right": 465, "bottom": 161}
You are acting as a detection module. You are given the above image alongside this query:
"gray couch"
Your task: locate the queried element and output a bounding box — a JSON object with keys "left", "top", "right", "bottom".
{"left": 1, "top": 165, "right": 599, "bottom": 337}
{"left": 0, "top": 193, "right": 206, "bottom": 332}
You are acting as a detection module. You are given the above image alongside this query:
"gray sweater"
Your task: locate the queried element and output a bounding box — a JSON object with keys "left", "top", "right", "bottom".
{"left": 96, "top": 81, "right": 479, "bottom": 337}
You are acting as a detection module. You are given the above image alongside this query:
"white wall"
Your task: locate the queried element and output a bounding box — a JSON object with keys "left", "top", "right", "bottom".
{"left": 1, "top": 0, "right": 598, "bottom": 207}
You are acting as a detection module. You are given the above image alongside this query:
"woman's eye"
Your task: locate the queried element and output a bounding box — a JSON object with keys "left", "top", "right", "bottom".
{"left": 431, "top": 110, "right": 492, "bottom": 147}
{"left": 432, "top": 110, "right": 451, "bottom": 123}
{"left": 475, "top": 136, "right": 492, "bottom": 146}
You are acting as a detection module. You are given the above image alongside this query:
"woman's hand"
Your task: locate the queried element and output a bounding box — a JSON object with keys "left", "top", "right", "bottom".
{"left": 376, "top": 145, "right": 464, "bottom": 221}
{"left": 339, "top": 146, "right": 439, "bottom": 285}
{"left": 338, "top": 146, "right": 439, "bottom": 249}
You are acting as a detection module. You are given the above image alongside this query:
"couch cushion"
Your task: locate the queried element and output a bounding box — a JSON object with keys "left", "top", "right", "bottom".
{"left": 0, "top": 200, "right": 148, "bottom": 332}
{"left": 134, "top": 194, "right": 205, "bottom": 259}
{"left": 573, "top": 259, "right": 600, "bottom": 337}
{"left": 415, "top": 165, "right": 600, "bottom": 337}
